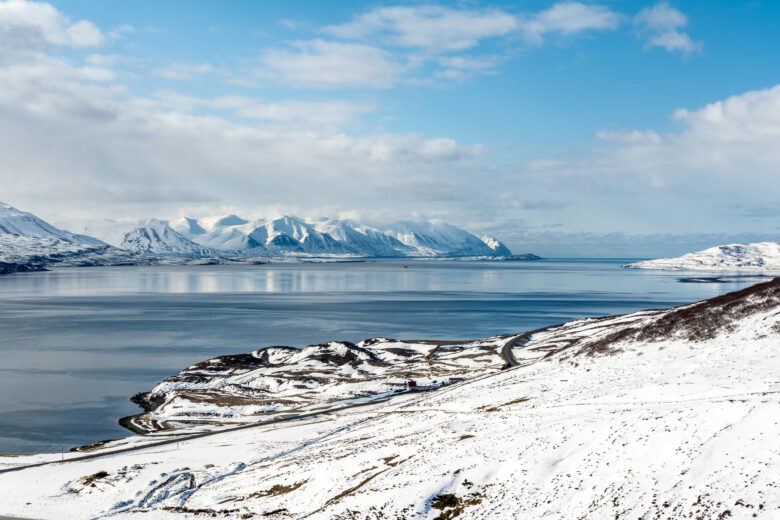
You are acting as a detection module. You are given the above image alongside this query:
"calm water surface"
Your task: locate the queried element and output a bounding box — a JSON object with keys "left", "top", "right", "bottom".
{"left": 0, "top": 259, "right": 766, "bottom": 453}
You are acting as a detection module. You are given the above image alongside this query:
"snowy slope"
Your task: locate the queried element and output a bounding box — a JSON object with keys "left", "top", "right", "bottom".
{"left": 0, "top": 202, "right": 142, "bottom": 268}
{"left": 624, "top": 241, "right": 780, "bottom": 271}
{"left": 120, "top": 219, "right": 221, "bottom": 257}
{"left": 384, "top": 220, "right": 501, "bottom": 257}
{"left": 313, "top": 220, "right": 416, "bottom": 257}
{"left": 1, "top": 280, "right": 778, "bottom": 519}
{"left": 0, "top": 201, "right": 102, "bottom": 245}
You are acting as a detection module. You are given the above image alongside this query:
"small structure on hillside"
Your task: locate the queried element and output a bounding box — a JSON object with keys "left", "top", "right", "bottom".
{"left": 406, "top": 380, "right": 444, "bottom": 392}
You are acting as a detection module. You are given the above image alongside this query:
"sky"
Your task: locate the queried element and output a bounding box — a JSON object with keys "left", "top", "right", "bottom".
{"left": 0, "top": 0, "right": 779, "bottom": 257}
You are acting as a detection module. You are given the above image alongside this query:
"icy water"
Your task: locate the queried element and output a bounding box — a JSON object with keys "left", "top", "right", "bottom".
{"left": 0, "top": 259, "right": 769, "bottom": 453}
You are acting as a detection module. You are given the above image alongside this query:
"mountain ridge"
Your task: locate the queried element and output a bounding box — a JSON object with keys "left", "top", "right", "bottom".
{"left": 0, "top": 201, "right": 528, "bottom": 265}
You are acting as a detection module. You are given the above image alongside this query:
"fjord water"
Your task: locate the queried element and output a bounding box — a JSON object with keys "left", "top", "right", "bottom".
{"left": 0, "top": 259, "right": 766, "bottom": 453}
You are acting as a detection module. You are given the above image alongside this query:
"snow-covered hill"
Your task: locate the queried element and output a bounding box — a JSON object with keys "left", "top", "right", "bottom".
{"left": 2, "top": 280, "right": 778, "bottom": 519}
{"left": 0, "top": 201, "right": 102, "bottom": 245}
{"left": 624, "top": 241, "right": 780, "bottom": 271}
{"left": 125, "top": 336, "right": 508, "bottom": 433}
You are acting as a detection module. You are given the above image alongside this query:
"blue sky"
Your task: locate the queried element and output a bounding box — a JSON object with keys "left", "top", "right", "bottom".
{"left": 1, "top": 0, "right": 779, "bottom": 256}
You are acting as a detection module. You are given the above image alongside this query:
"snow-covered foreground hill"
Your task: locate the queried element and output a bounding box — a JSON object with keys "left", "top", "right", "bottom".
{"left": 1, "top": 279, "right": 778, "bottom": 519}
{"left": 125, "top": 337, "right": 509, "bottom": 433}
{"left": 624, "top": 241, "right": 780, "bottom": 271}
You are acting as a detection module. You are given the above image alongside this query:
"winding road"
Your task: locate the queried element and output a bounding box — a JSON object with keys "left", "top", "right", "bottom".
{"left": 501, "top": 327, "right": 550, "bottom": 367}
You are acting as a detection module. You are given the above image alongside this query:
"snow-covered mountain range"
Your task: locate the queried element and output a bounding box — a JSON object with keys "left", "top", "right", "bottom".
{"left": 0, "top": 201, "right": 521, "bottom": 271}
{"left": 97, "top": 213, "right": 514, "bottom": 258}
{"left": 1, "top": 279, "right": 777, "bottom": 518}
{"left": 624, "top": 241, "right": 780, "bottom": 271}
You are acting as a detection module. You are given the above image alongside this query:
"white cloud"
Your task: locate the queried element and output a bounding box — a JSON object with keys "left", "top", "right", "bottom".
{"left": 671, "top": 84, "right": 780, "bottom": 142}
{"left": 521, "top": 2, "right": 621, "bottom": 44}
{"left": 154, "top": 91, "right": 375, "bottom": 126}
{"left": 107, "top": 23, "right": 134, "bottom": 40}
{"left": 0, "top": 0, "right": 104, "bottom": 54}
{"left": 154, "top": 62, "right": 214, "bottom": 80}
{"left": 435, "top": 55, "right": 500, "bottom": 80}
{"left": 0, "top": 35, "right": 486, "bottom": 222}
{"left": 535, "top": 84, "right": 780, "bottom": 200}
{"left": 85, "top": 53, "right": 121, "bottom": 67}
{"left": 260, "top": 39, "right": 405, "bottom": 89}
{"left": 260, "top": 3, "right": 630, "bottom": 88}
{"left": 634, "top": 2, "right": 702, "bottom": 53}
{"left": 595, "top": 129, "right": 662, "bottom": 144}
{"left": 647, "top": 30, "right": 701, "bottom": 53}
{"left": 322, "top": 5, "right": 517, "bottom": 51}
{"left": 277, "top": 19, "right": 298, "bottom": 30}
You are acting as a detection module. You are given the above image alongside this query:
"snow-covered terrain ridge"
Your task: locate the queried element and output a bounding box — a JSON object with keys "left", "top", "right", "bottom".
{"left": 0, "top": 201, "right": 101, "bottom": 244}
{"left": 126, "top": 337, "right": 508, "bottom": 433}
{"left": 624, "top": 241, "right": 780, "bottom": 271}
{"left": 2, "top": 280, "right": 777, "bottom": 519}
{"left": 0, "top": 202, "right": 137, "bottom": 268}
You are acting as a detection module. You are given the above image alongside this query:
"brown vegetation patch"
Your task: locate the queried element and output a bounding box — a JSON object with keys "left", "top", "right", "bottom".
{"left": 324, "top": 468, "right": 390, "bottom": 506}
{"left": 161, "top": 505, "right": 242, "bottom": 515}
{"left": 550, "top": 278, "right": 780, "bottom": 358}
{"left": 81, "top": 471, "right": 109, "bottom": 486}
{"left": 430, "top": 492, "right": 483, "bottom": 519}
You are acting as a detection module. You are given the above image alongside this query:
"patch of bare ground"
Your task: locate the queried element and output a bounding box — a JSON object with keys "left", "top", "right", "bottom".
{"left": 82, "top": 470, "right": 109, "bottom": 486}
{"left": 324, "top": 468, "right": 391, "bottom": 506}
{"left": 430, "top": 491, "right": 484, "bottom": 520}
{"left": 479, "top": 397, "right": 530, "bottom": 412}
{"left": 161, "top": 505, "right": 243, "bottom": 516}
{"left": 401, "top": 339, "right": 476, "bottom": 346}
{"left": 225, "top": 481, "right": 307, "bottom": 503}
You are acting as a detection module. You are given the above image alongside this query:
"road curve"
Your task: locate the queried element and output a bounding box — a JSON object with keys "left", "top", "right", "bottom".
{"left": 501, "top": 326, "right": 555, "bottom": 367}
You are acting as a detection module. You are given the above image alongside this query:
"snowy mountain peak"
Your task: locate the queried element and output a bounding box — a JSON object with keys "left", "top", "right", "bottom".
{"left": 481, "top": 236, "right": 512, "bottom": 256}
{"left": 119, "top": 219, "right": 219, "bottom": 257}
{"left": 199, "top": 214, "right": 249, "bottom": 231}
{"left": 169, "top": 217, "right": 206, "bottom": 236}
